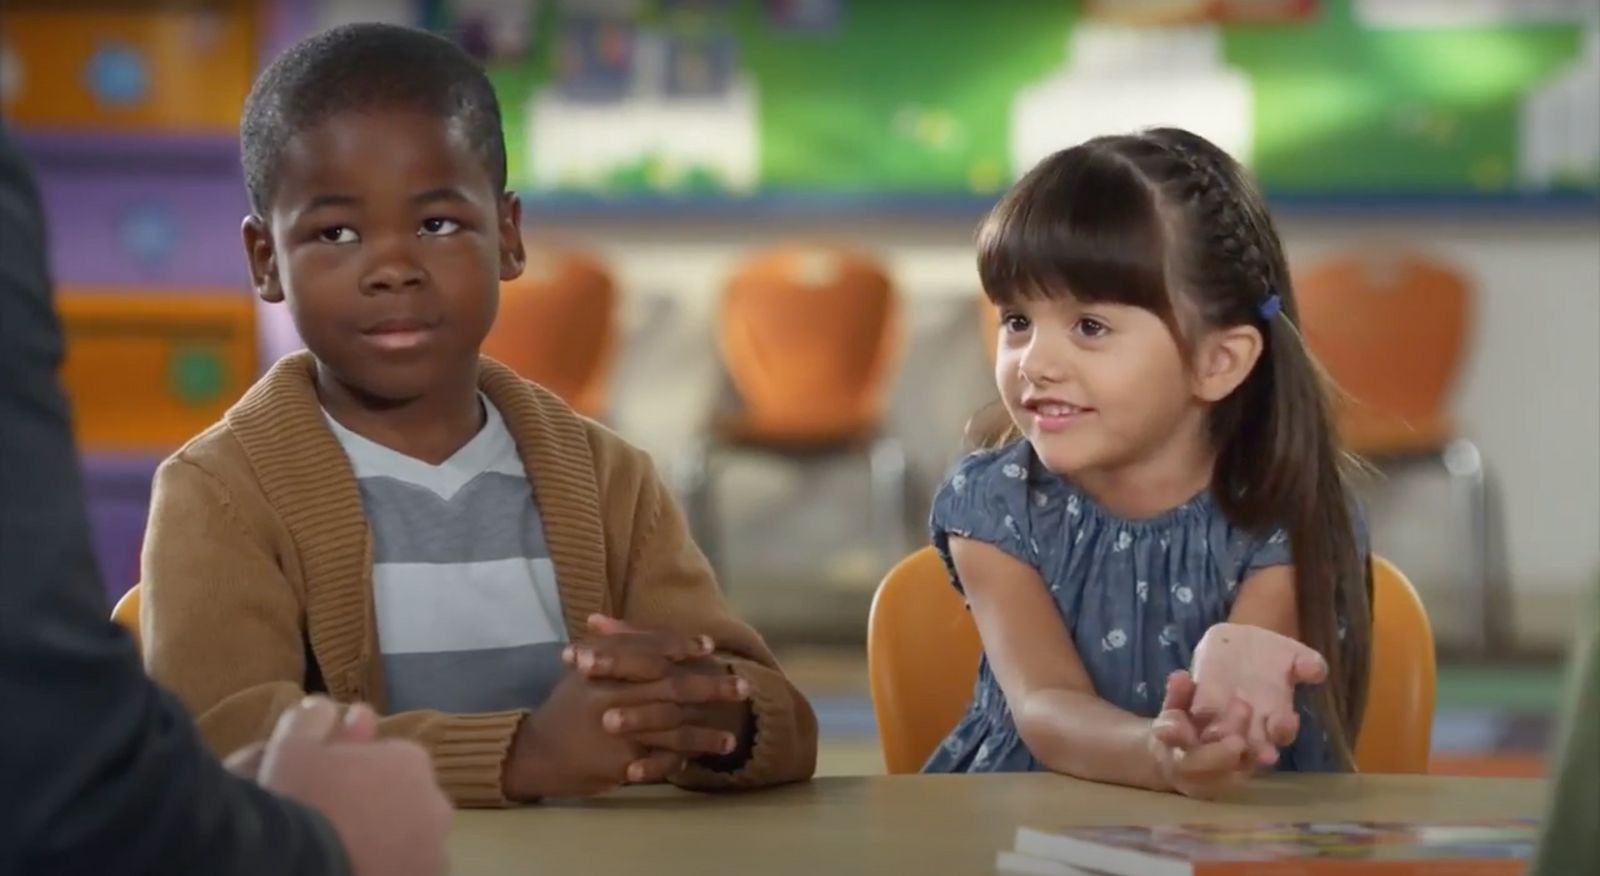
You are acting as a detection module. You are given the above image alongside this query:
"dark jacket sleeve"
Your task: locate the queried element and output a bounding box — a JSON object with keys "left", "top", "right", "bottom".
{"left": 1531, "top": 586, "right": 1600, "bottom": 876}
{"left": 0, "top": 120, "right": 351, "bottom": 876}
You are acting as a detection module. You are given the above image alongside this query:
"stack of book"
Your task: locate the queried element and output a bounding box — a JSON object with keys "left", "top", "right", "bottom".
{"left": 995, "top": 818, "right": 1539, "bottom": 875}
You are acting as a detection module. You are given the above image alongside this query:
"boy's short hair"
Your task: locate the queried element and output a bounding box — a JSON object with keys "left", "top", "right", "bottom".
{"left": 240, "top": 22, "right": 507, "bottom": 215}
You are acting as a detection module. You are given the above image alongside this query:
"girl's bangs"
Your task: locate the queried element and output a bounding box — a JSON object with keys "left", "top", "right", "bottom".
{"left": 977, "top": 142, "right": 1171, "bottom": 316}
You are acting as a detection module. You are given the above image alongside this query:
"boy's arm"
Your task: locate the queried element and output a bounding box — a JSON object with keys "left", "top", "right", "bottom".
{"left": 142, "top": 456, "right": 528, "bottom": 807}
{"left": 599, "top": 442, "right": 818, "bottom": 791}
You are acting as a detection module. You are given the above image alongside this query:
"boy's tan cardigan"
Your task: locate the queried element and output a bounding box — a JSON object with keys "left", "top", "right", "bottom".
{"left": 140, "top": 352, "right": 817, "bottom": 806}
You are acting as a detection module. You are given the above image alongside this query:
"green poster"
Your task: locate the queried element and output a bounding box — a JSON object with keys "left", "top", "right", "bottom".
{"left": 427, "top": 0, "right": 1597, "bottom": 206}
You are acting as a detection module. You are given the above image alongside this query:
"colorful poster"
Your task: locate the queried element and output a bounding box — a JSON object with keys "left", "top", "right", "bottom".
{"left": 424, "top": 0, "right": 1598, "bottom": 205}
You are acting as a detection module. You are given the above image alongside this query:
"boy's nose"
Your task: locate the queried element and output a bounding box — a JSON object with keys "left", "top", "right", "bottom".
{"left": 361, "top": 259, "right": 425, "bottom": 294}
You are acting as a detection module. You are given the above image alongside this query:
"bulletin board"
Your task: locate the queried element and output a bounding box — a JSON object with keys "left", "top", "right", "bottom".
{"left": 423, "top": 0, "right": 1598, "bottom": 209}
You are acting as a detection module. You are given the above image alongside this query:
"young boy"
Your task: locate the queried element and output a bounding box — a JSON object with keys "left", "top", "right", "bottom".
{"left": 140, "top": 23, "right": 817, "bottom": 807}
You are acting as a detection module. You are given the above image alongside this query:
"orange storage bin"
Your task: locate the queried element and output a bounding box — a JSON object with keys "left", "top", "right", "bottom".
{"left": 59, "top": 290, "right": 258, "bottom": 453}
{"left": 0, "top": 2, "right": 258, "bottom": 133}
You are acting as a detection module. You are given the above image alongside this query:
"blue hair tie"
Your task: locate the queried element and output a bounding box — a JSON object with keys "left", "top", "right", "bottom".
{"left": 1258, "top": 292, "right": 1282, "bottom": 322}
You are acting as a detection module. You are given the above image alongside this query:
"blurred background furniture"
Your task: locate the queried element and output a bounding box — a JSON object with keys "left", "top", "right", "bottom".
{"left": 481, "top": 244, "right": 619, "bottom": 420}
{"left": 678, "top": 244, "right": 911, "bottom": 586}
{"left": 1297, "top": 251, "right": 1508, "bottom": 656}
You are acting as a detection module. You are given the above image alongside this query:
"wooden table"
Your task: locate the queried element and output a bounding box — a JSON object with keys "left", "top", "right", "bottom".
{"left": 449, "top": 774, "right": 1546, "bottom": 875}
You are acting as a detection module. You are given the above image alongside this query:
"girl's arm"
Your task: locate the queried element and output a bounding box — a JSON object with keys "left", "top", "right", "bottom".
{"left": 950, "top": 536, "right": 1170, "bottom": 791}
{"left": 1226, "top": 565, "right": 1300, "bottom": 637}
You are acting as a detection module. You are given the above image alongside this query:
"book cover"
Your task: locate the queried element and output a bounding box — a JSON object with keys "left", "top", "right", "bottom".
{"left": 996, "top": 849, "right": 1098, "bottom": 875}
{"left": 1008, "top": 818, "right": 1538, "bottom": 876}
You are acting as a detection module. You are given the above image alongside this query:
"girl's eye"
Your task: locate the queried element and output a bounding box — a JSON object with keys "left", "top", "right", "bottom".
{"left": 319, "top": 226, "right": 359, "bottom": 244}
{"left": 1075, "top": 317, "right": 1109, "bottom": 338}
{"left": 419, "top": 217, "right": 461, "bottom": 236}
{"left": 1001, "top": 312, "right": 1031, "bottom": 333}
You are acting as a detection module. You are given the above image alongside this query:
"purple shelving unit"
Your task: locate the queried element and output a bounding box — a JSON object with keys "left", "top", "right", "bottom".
{"left": 14, "top": 0, "right": 316, "bottom": 602}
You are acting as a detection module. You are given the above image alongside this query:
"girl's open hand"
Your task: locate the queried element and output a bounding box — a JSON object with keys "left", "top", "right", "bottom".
{"left": 1189, "top": 623, "right": 1327, "bottom": 766}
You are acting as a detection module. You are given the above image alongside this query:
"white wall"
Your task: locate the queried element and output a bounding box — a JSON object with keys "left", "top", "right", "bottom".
{"left": 532, "top": 209, "right": 1600, "bottom": 647}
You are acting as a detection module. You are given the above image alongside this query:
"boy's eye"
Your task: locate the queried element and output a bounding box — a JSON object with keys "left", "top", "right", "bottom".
{"left": 1075, "top": 317, "right": 1109, "bottom": 338}
{"left": 319, "top": 226, "right": 359, "bottom": 244}
{"left": 419, "top": 217, "right": 461, "bottom": 236}
{"left": 1001, "top": 312, "right": 1030, "bottom": 333}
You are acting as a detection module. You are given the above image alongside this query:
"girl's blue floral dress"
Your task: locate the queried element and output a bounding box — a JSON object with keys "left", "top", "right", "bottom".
{"left": 924, "top": 440, "right": 1360, "bottom": 774}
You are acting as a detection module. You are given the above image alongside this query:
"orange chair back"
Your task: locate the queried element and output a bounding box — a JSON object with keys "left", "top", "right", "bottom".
{"left": 1296, "top": 253, "right": 1472, "bottom": 455}
{"left": 111, "top": 584, "right": 143, "bottom": 655}
{"left": 719, "top": 246, "right": 899, "bottom": 443}
{"left": 868, "top": 548, "right": 983, "bottom": 774}
{"left": 481, "top": 247, "right": 617, "bottom": 418}
{"left": 868, "top": 547, "right": 1435, "bottom": 774}
{"left": 1354, "top": 556, "right": 1436, "bottom": 774}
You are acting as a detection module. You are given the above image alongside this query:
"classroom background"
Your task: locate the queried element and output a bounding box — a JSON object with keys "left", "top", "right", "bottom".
{"left": 5, "top": 0, "right": 1597, "bottom": 781}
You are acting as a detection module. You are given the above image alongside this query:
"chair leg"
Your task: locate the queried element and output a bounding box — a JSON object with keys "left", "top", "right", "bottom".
{"left": 1441, "top": 439, "right": 1506, "bottom": 656}
{"left": 868, "top": 436, "right": 911, "bottom": 571}
{"left": 1480, "top": 468, "right": 1515, "bottom": 656}
{"left": 677, "top": 439, "right": 724, "bottom": 589}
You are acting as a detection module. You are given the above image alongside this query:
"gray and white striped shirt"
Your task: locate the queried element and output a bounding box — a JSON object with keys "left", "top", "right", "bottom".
{"left": 325, "top": 396, "right": 567, "bottom": 714}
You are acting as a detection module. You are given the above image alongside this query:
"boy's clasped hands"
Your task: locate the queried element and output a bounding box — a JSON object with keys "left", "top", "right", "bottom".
{"left": 1148, "top": 623, "right": 1330, "bottom": 799}
{"left": 505, "top": 614, "right": 752, "bottom": 800}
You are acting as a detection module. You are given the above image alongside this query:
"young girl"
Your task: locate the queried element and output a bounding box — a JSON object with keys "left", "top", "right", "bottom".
{"left": 925, "top": 127, "right": 1371, "bottom": 799}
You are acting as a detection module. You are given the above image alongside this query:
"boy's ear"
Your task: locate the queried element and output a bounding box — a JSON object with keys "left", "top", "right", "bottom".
{"left": 241, "top": 215, "right": 284, "bottom": 303}
{"left": 1191, "top": 323, "right": 1264, "bottom": 403}
{"left": 498, "top": 192, "right": 526, "bottom": 281}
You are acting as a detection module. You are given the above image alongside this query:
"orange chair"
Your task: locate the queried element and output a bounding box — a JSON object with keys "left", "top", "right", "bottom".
{"left": 480, "top": 245, "right": 618, "bottom": 419}
{"left": 1355, "top": 556, "right": 1437, "bottom": 774}
{"left": 715, "top": 245, "right": 901, "bottom": 446}
{"left": 1297, "top": 253, "right": 1471, "bottom": 456}
{"left": 868, "top": 546, "right": 1435, "bottom": 775}
{"left": 110, "top": 583, "right": 143, "bottom": 655}
{"left": 868, "top": 547, "right": 981, "bottom": 774}
{"left": 1296, "top": 252, "right": 1503, "bottom": 654}
{"left": 679, "top": 245, "right": 909, "bottom": 582}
